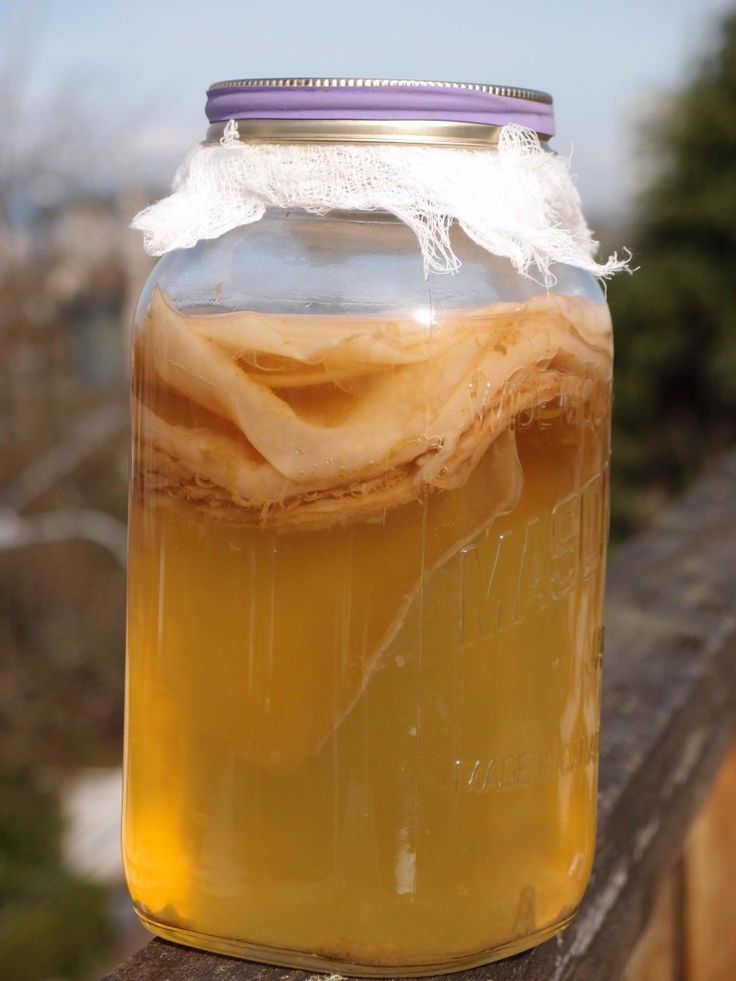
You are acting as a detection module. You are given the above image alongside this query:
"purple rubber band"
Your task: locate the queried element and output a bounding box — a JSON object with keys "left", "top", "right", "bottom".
{"left": 206, "top": 83, "right": 555, "bottom": 136}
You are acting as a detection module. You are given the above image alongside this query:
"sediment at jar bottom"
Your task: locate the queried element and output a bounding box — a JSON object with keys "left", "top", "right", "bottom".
{"left": 133, "top": 907, "right": 579, "bottom": 975}
{"left": 133, "top": 289, "right": 612, "bottom": 530}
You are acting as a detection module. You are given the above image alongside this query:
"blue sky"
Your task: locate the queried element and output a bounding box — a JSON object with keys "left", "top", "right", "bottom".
{"left": 3, "top": 0, "right": 734, "bottom": 216}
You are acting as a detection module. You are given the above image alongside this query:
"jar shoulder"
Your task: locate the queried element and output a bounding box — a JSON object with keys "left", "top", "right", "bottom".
{"left": 134, "top": 211, "right": 607, "bottom": 323}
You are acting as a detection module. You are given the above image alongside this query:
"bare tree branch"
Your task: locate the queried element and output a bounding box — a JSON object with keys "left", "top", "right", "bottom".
{"left": 0, "top": 507, "right": 127, "bottom": 566}
{"left": 2, "top": 403, "right": 128, "bottom": 511}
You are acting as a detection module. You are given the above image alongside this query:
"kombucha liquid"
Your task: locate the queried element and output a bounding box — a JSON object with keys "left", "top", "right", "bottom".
{"left": 124, "top": 292, "right": 611, "bottom": 973}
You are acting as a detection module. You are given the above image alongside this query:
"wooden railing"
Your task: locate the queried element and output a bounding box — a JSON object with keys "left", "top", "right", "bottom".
{"left": 105, "top": 451, "right": 736, "bottom": 981}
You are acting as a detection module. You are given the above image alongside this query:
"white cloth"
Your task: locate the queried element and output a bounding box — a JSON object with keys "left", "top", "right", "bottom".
{"left": 132, "top": 121, "right": 628, "bottom": 283}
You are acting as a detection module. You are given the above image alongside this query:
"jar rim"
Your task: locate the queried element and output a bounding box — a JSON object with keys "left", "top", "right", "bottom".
{"left": 204, "top": 77, "right": 555, "bottom": 146}
{"left": 204, "top": 118, "right": 551, "bottom": 148}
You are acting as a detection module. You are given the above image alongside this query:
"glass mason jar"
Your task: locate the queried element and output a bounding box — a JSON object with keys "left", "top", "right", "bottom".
{"left": 124, "top": 79, "right": 613, "bottom": 976}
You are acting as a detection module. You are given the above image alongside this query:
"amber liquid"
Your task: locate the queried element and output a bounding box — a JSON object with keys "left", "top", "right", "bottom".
{"left": 124, "top": 296, "right": 611, "bottom": 973}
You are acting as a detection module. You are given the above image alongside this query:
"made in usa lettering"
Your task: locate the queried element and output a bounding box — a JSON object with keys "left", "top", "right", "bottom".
{"left": 458, "top": 470, "right": 607, "bottom": 644}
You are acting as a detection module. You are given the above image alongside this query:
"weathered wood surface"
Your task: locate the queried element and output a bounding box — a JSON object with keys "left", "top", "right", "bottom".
{"left": 621, "top": 862, "right": 681, "bottom": 981}
{"left": 105, "top": 452, "right": 736, "bottom": 981}
{"left": 683, "top": 743, "right": 736, "bottom": 980}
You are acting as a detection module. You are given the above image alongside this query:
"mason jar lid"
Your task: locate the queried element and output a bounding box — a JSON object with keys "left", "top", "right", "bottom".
{"left": 204, "top": 77, "right": 554, "bottom": 147}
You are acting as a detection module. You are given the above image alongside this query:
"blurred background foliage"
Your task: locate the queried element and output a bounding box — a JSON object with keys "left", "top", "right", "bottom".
{"left": 607, "top": 10, "right": 736, "bottom": 534}
{"left": 0, "top": 231, "right": 136, "bottom": 975}
{"left": 1, "top": 6, "right": 735, "bottom": 980}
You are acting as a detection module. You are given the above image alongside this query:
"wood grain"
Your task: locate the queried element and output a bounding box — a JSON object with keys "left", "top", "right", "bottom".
{"left": 621, "top": 862, "right": 680, "bottom": 981}
{"left": 684, "top": 743, "right": 736, "bottom": 981}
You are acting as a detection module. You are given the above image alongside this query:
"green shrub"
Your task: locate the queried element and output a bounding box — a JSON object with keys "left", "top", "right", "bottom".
{"left": 0, "top": 770, "right": 111, "bottom": 980}
{"left": 608, "top": 10, "right": 736, "bottom": 535}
